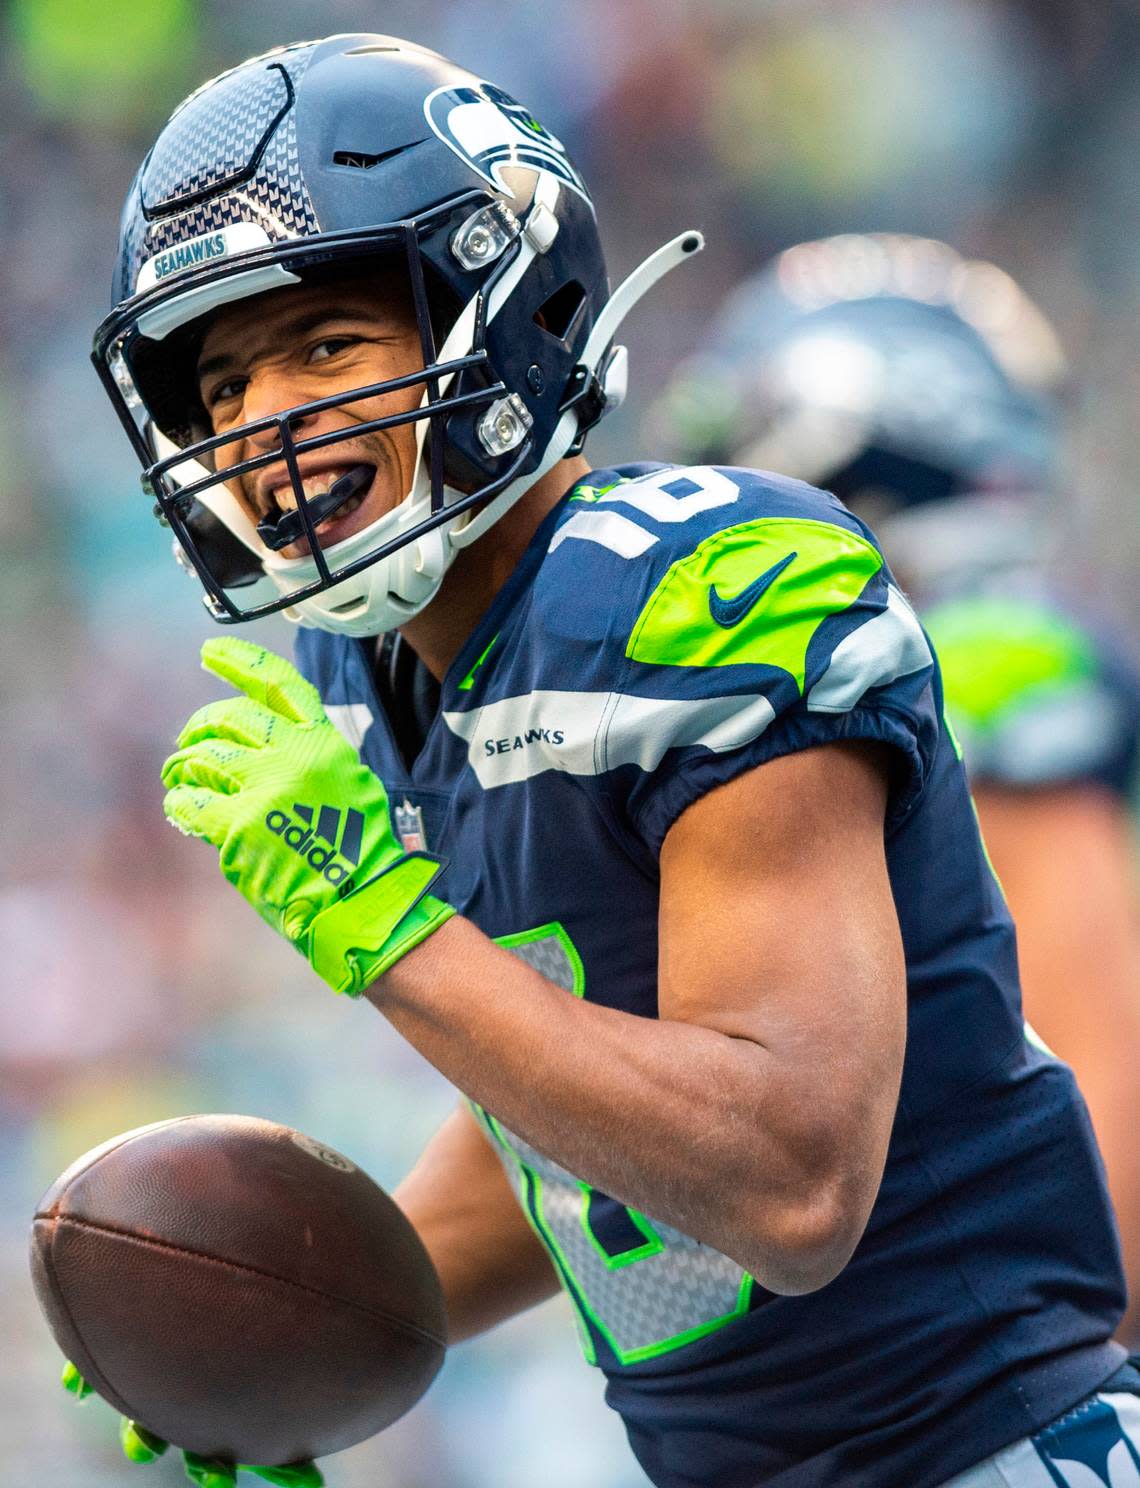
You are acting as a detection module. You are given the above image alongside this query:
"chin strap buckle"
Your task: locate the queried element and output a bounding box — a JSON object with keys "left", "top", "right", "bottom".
{"left": 559, "top": 364, "right": 609, "bottom": 456}
{"left": 560, "top": 343, "right": 629, "bottom": 457}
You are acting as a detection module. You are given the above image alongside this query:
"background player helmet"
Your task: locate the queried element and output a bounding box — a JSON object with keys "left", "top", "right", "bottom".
{"left": 650, "top": 233, "right": 1068, "bottom": 595}
{"left": 94, "top": 34, "right": 700, "bottom": 635}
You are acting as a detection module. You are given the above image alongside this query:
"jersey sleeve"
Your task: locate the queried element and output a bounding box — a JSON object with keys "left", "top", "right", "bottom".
{"left": 924, "top": 595, "right": 1140, "bottom": 796}
{"left": 600, "top": 476, "right": 941, "bottom": 855}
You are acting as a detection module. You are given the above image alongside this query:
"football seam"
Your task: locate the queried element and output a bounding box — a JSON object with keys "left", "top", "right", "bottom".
{"left": 37, "top": 1218, "right": 141, "bottom": 1419}
{"left": 48, "top": 1215, "right": 447, "bottom": 1350}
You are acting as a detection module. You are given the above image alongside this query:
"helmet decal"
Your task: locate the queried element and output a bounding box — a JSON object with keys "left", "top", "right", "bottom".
{"left": 424, "top": 82, "right": 591, "bottom": 206}
{"left": 135, "top": 221, "right": 273, "bottom": 293}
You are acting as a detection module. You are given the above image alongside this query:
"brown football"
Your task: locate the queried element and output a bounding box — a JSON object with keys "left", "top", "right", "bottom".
{"left": 29, "top": 1114, "right": 447, "bottom": 1466}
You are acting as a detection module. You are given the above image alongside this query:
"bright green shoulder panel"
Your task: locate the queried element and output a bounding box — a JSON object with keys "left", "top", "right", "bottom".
{"left": 925, "top": 596, "right": 1095, "bottom": 729}
{"left": 625, "top": 517, "right": 883, "bottom": 694}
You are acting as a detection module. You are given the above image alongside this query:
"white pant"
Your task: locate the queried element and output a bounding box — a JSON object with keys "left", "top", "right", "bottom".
{"left": 940, "top": 1391, "right": 1140, "bottom": 1488}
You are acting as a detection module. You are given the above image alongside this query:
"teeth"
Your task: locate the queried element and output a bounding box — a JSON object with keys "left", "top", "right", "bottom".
{"left": 301, "top": 470, "right": 350, "bottom": 501}
{"left": 261, "top": 468, "right": 355, "bottom": 517}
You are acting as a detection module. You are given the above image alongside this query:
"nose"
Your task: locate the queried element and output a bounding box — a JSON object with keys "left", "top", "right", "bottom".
{"left": 241, "top": 367, "right": 318, "bottom": 455}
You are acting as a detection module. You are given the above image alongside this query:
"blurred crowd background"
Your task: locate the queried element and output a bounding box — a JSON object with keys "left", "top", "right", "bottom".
{"left": 2, "top": 0, "right": 1138, "bottom": 1483}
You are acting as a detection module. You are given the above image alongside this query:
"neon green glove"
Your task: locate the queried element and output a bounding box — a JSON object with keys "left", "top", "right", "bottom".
{"left": 161, "top": 638, "right": 455, "bottom": 996}
{"left": 63, "top": 1363, "right": 323, "bottom": 1488}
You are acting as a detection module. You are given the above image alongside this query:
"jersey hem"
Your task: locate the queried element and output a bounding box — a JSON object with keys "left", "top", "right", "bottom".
{"left": 614, "top": 1339, "right": 1127, "bottom": 1488}
{"left": 632, "top": 701, "right": 928, "bottom": 856}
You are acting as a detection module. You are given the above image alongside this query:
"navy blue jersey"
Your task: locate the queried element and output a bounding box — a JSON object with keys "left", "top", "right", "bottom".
{"left": 923, "top": 591, "right": 1140, "bottom": 798}
{"left": 295, "top": 464, "right": 1126, "bottom": 1488}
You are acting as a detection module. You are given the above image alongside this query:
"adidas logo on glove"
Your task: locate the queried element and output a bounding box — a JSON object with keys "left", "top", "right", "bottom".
{"left": 265, "top": 802, "right": 363, "bottom": 894}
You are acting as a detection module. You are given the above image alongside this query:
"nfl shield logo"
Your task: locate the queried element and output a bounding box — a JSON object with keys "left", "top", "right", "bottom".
{"left": 395, "top": 798, "right": 428, "bottom": 853}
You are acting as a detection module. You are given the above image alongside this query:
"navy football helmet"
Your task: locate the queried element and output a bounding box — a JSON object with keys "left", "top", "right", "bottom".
{"left": 95, "top": 34, "right": 701, "bottom": 633}
{"left": 650, "top": 234, "right": 1068, "bottom": 595}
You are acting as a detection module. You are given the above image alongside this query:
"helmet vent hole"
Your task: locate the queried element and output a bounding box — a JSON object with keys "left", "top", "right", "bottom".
{"left": 533, "top": 281, "right": 586, "bottom": 342}
{"left": 344, "top": 45, "right": 401, "bottom": 56}
{"left": 333, "top": 150, "right": 386, "bottom": 170}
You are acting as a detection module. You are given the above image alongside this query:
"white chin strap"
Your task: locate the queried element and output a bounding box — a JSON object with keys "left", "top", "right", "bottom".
{"left": 222, "top": 227, "right": 705, "bottom": 637}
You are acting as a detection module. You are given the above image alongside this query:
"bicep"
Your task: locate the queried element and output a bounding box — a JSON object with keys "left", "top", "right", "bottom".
{"left": 658, "top": 741, "right": 906, "bottom": 1161}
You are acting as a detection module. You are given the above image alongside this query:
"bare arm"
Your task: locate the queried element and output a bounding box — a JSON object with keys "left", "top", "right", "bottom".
{"left": 394, "top": 1102, "right": 560, "bottom": 1343}
{"left": 372, "top": 740, "right": 906, "bottom": 1295}
{"left": 974, "top": 782, "right": 1140, "bottom": 1339}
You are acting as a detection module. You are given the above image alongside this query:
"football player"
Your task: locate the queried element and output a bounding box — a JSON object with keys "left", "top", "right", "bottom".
{"left": 69, "top": 37, "right": 1140, "bottom": 1488}
{"left": 652, "top": 231, "right": 1140, "bottom": 1339}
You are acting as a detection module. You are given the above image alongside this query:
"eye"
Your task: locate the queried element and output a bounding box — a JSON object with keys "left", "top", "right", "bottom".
{"left": 308, "top": 336, "right": 360, "bottom": 363}
{"left": 205, "top": 375, "right": 247, "bottom": 408}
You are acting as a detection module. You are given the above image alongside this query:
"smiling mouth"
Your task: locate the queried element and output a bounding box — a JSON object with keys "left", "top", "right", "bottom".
{"left": 255, "top": 463, "right": 377, "bottom": 552}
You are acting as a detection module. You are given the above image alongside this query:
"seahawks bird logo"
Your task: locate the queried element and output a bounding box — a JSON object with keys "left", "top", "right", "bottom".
{"left": 424, "top": 81, "right": 592, "bottom": 206}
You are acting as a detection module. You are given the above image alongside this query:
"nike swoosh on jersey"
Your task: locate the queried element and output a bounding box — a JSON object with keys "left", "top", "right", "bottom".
{"left": 708, "top": 550, "right": 797, "bottom": 628}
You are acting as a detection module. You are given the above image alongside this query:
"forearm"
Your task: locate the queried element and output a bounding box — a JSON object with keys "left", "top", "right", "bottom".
{"left": 393, "top": 1106, "right": 560, "bottom": 1343}
{"left": 369, "top": 917, "right": 869, "bottom": 1291}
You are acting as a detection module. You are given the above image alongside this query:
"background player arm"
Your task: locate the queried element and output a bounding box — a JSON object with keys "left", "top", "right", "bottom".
{"left": 371, "top": 738, "right": 906, "bottom": 1296}
{"left": 973, "top": 781, "right": 1140, "bottom": 1342}
{"left": 394, "top": 1102, "right": 562, "bottom": 1343}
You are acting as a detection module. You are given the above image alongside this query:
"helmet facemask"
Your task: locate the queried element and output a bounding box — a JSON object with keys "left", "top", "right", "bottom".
{"left": 97, "top": 200, "right": 550, "bottom": 634}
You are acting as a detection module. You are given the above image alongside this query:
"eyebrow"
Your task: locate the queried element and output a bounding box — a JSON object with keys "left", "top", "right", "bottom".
{"left": 196, "top": 306, "right": 383, "bottom": 382}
